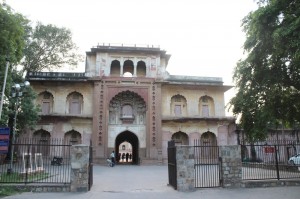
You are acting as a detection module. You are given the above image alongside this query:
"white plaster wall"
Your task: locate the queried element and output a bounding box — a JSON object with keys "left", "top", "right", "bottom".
{"left": 161, "top": 85, "right": 227, "bottom": 117}
{"left": 162, "top": 121, "right": 219, "bottom": 137}
{"left": 85, "top": 55, "right": 96, "bottom": 77}
{"left": 87, "top": 52, "right": 164, "bottom": 78}
{"left": 33, "top": 82, "right": 93, "bottom": 116}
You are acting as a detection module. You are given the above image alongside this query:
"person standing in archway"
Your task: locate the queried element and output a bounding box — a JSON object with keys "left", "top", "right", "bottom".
{"left": 125, "top": 153, "right": 129, "bottom": 162}
{"left": 122, "top": 153, "right": 125, "bottom": 162}
{"left": 129, "top": 153, "right": 132, "bottom": 162}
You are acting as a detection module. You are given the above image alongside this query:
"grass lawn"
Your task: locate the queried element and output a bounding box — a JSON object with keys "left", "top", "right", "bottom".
{"left": 0, "top": 186, "right": 30, "bottom": 198}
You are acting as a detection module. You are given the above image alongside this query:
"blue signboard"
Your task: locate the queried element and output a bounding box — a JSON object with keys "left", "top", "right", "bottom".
{"left": 0, "top": 127, "right": 10, "bottom": 154}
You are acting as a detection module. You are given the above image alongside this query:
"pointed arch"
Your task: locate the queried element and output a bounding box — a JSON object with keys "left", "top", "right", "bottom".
{"left": 115, "top": 131, "right": 139, "bottom": 164}
{"left": 66, "top": 91, "right": 83, "bottom": 114}
{"left": 109, "top": 90, "right": 146, "bottom": 124}
{"left": 170, "top": 94, "right": 187, "bottom": 116}
{"left": 200, "top": 131, "right": 217, "bottom": 145}
{"left": 137, "top": 60, "right": 146, "bottom": 77}
{"left": 32, "top": 129, "right": 51, "bottom": 156}
{"left": 110, "top": 60, "right": 121, "bottom": 76}
{"left": 64, "top": 130, "right": 82, "bottom": 145}
{"left": 199, "top": 131, "right": 218, "bottom": 159}
{"left": 123, "top": 60, "right": 134, "bottom": 76}
{"left": 199, "top": 95, "right": 215, "bottom": 117}
{"left": 38, "top": 91, "right": 54, "bottom": 114}
{"left": 172, "top": 131, "right": 189, "bottom": 145}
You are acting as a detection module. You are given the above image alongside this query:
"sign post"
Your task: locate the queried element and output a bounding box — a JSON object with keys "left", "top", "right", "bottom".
{"left": 0, "top": 127, "right": 10, "bottom": 154}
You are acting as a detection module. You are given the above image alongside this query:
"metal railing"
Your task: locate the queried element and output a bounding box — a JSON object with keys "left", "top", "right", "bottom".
{"left": 241, "top": 143, "right": 300, "bottom": 180}
{"left": 194, "top": 140, "right": 221, "bottom": 188}
{"left": 167, "top": 140, "right": 177, "bottom": 190}
{"left": 94, "top": 43, "right": 160, "bottom": 49}
{"left": 0, "top": 138, "right": 71, "bottom": 184}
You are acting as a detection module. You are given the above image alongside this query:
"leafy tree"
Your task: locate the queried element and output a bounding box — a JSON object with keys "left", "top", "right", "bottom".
{"left": 21, "top": 22, "right": 83, "bottom": 73}
{"left": 1, "top": 2, "right": 82, "bottom": 139}
{"left": 0, "top": 3, "right": 29, "bottom": 125}
{"left": 0, "top": 3, "right": 28, "bottom": 65}
{"left": 0, "top": 3, "right": 39, "bottom": 137}
{"left": 229, "top": 0, "right": 300, "bottom": 142}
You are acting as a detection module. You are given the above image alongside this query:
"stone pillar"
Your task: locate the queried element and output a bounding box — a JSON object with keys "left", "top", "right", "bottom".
{"left": 176, "top": 146, "right": 195, "bottom": 192}
{"left": 70, "top": 144, "right": 90, "bottom": 192}
{"left": 219, "top": 145, "right": 242, "bottom": 188}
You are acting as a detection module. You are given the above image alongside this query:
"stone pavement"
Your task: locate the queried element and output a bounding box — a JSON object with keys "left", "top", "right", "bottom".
{"left": 3, "top": 165, "right": 300, "bottom": 199}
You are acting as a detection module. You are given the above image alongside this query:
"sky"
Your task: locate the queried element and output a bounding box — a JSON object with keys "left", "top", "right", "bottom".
{"left": 5, "top": 0, "right": 258, "bottom": 115}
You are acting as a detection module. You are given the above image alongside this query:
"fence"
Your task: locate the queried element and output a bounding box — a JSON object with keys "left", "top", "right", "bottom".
{"left": 0, "top": 138, "right": 71, "bottom": 184}
{"left": 167, "top": 140, "right": 177, "bottom": 190}
{"left": 241, "top": 142, "right": 300, "bottom": 180}
{"left": 194, "top": 139, "right": 221, "bottom": 188}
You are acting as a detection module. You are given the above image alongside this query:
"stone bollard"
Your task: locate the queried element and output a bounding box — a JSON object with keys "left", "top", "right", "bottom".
{"left": 70, "top": 144, "right": 90, "bottom": 192}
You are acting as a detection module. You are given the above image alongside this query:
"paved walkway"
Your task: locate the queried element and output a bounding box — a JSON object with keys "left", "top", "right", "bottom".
{"left": 3, "top": 165, "right": 300, "bottom": 199}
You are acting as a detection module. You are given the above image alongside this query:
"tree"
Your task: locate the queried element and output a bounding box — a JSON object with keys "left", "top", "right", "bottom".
{"left": 21, "top": 22, "right": 83, "bottom": 73}
{"left": 229, "top": 0, "right": 300, "bottom": 141}
{"left": 0, "top": 3, "right": 29, "bottom": 125}
{"left": 0, "top": 3, "right": 39, "bottom": 135}
{"left": 0, "top": 3, "right": 28, "bottom": 65}
{"left": 7, "top": 71, "right": 40, "bottom": 131}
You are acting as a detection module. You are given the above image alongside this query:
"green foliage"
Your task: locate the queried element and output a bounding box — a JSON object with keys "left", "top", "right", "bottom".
{"left": 1, "top": 2, "right": 80, "bottom": 135}
{"left": 0, "top": 172, "right": 50, "bottom": 183}
{"left": 0, "top": 3, "right": 29, "bottom": 126}
{"left": 0, "top": 3, "right": 28, "bottom": 64}
{"left": 229, "top": 0, "right": 300, "bottom": 141}
{"left": 22, "top": 22, "right": 83, "bottom": 73}
{"left": 0, "top": 186, "right": 29, "bottom": 197}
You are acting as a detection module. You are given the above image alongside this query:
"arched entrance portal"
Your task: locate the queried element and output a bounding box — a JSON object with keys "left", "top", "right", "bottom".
{"left": 115, "top": 131, "right": 139, "bottom": 165}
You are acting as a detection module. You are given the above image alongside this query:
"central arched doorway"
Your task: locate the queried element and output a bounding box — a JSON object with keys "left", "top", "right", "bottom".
{"left": 115, "top": 131, "right": 139, "bottom": 165}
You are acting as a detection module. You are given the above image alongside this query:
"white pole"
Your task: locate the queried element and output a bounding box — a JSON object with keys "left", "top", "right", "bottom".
{"left": 0, "top": 60, "right": 9, "bottom": 120}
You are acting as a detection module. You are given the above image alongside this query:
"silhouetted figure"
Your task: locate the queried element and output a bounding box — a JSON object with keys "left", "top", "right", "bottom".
{"left": 118, "top": 153, "right": 121, "bottom": 162}
{"left": 126, "top": 153, "right": 129, "bottom": 162}
{"left": 129, "top": 153, "right": 132, "bottom": 161}
{"left": 122, "top": 153, "right": 125, "bottom": 162}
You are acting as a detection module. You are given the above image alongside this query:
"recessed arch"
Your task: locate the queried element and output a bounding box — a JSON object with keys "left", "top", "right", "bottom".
{"left": 37, "top": 91, "right": 54, "bottom": 114}
{"left": 171, "top": 131, "right": 189, "bottom": 145}
{"left": 64, "top": 130, "right": 82, "bottom": 145}
{"left": 115, "top": 131, "right": 139, "bottom": 165}
{"left": 33, "top": 129, "right": 51, "bottom": 156}
{"left": 66, "top": 91, "right": 83, "bottom": 114}
{"left": 110, "top": 60, "right": 121, "bottom": 76}
{"left": 137, "top": 61, "right": 146, "bottom": 77}
{"left": 200, "top": 131, "right": 217, "bottom": 145}
{"left": 170, "top": 94, "right": 187, "bottom": 116}
{"left": 199, "top": 95, "right": 215, "bottom": 117}
{"left": 123, "top": 60, "right": 134, "bottom": 76}
{"left": 109, "top": 90, "right": 146, "bottom": 124}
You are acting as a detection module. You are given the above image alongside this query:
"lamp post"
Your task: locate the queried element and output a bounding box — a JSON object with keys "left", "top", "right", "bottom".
{"left": 7, "top": 81, "right": 30, "bottom": 174}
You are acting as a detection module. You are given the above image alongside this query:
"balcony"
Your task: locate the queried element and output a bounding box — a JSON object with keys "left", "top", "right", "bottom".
{"left": 120, "top": 114, "right": 135, "bottom": 124}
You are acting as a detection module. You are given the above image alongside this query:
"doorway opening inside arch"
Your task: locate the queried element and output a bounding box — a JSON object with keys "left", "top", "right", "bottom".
{"left": 118, "top": 141, "right": 132, "bottom": 163}
{"left": 115, "top": 131, "right": 139, "bottom": 165}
